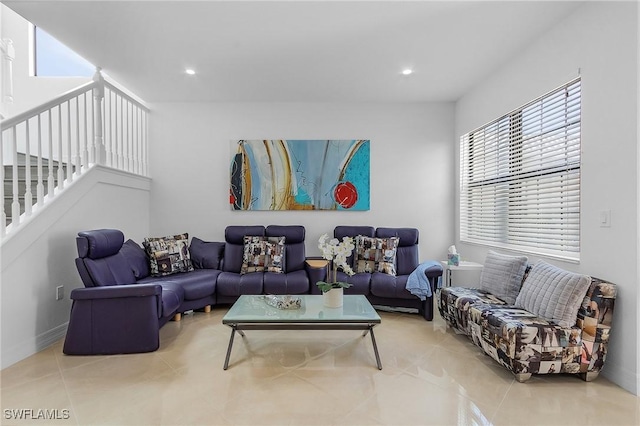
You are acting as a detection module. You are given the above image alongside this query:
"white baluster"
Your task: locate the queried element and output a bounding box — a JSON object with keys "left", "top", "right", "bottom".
{"left": 36, "top": 114, "right": 44, "bottom": 206}
{"left": 126, "top": 101, "right": 133, "bottom": 172}
{"left": 90, "top": 92, "right": 95, "bottom": 165}
{"left": 24, "top": 119, "right": 33, "bottom": 217}
{"left": 92, "top": 67, "right": 105, "bottom": 165}
{"left": 136, "top": 107, "right": 141, "bottom": 174}
{"left": 47, "top": 109, "right": 54, "bottom": 196}
{"left": 122, "top": 98, "right": 127, "bottom": 171}
{"left": 57, "top": 104, "right": 64, "bottom": 190}
{"left": 119, "top": 95, "right": 124, "bottom": 169}
{"left": 82, "top": 92, "right": 89, "bottom": 168}
{"left": 66, "top": 101, "right": 72, "bottom": 182}
{"left": 112, "top": 92, "right": 116, "bottom": 167}
{"left": 75, "top": 96, "right": 81, "bottom": 176}
{"left": 11, "top": 126, "right": 20, "bottom": 226}
{"left": 108, "top": 90, "right": 114, "bottom": 167}
{"left": 142, "top": 110, "right": 148, "bottom": 176}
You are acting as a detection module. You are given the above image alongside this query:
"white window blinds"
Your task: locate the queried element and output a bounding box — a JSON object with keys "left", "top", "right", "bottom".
{"left": 460, "top": 78, "right": 581, "bottom": 260}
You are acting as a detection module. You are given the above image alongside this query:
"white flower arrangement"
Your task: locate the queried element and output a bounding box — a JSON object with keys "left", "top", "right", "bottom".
{"left": 316, "top": 233, "right": 355, "bottom": 292}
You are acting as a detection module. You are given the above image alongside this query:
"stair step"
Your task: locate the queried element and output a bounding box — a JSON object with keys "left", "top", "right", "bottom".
{"left": 3, "top": 162, "right": 76, "bottom": 227}
{"left": 4, "top": 164, "right": 74, "bottom": 180}
{"left": 4, "top": 175, "right": 66, "bottom": 198}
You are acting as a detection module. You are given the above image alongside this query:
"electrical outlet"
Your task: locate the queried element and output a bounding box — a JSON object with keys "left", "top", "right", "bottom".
{"left": 56, "top": 285, "right": 64, "bottom": 300}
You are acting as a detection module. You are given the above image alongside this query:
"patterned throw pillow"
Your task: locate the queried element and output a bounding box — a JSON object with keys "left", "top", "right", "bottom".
{"left": 241, "top": 236, "right": 286, "bottom": 274}
{"left": 143, "top": 233, "right": 194, "bottom": 277}
{"left": 354, "top": 236, "right": 399, "bottom": 276}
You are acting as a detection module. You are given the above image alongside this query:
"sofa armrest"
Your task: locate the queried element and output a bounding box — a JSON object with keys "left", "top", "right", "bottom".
{"left": 64, "top": 284, "right": 163, "bottom": 355}
{"left": 576, "top": 277, "right": 616, "bottom": 339}
{"left": 70, "top": 284, "right": 162, "bottom": 300}
{"left": 423, "top": 263, "right": 443, "bottom": 278}
{"left": 423, "top": 263, "right": 443, "bottom": 289}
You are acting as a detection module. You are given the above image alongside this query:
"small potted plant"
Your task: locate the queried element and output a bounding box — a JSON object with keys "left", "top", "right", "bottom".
{"left": 316, "top": 233, "right": 355, "bottom": 307}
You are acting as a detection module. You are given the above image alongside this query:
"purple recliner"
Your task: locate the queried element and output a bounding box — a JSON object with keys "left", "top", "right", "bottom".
{"left": 216, "top": 225, "right": 310, "bottom": 304}
{"left": 368, "top": 227, "right": 441, "bottom": 321}
{"left": 333, "top": 226, "right": 376, "bottom": 295}
{"left": 315, "top": 226, "right": 442, "bottom": 320}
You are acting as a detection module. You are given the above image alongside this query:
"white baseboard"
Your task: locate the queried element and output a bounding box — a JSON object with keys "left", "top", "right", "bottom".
{"left": 602, "top": 360, "right": 639, "bottom": 395}
{"left": 1, "top": 322, "right": 68, "bottom": 370}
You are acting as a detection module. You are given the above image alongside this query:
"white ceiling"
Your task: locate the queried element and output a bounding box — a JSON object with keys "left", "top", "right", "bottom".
{"left": 4, "top": 0, "right": 584, "bottom": 103}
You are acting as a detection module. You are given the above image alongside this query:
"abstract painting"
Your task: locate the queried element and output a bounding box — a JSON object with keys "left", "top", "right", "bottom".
{"left": 230, "top": 139, "right": 370, "bottom": 211}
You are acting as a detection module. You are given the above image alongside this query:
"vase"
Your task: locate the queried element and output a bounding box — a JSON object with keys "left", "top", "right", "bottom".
{"left": 323, "top": 287, "right": 343, "bottom": 308}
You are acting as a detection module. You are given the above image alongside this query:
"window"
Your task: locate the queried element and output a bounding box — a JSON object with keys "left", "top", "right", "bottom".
{"left": 33, "top": 26, "right": 94, "bottom": 77}
{"left": 460, "top": 78, "right": 581, "bottom": 261}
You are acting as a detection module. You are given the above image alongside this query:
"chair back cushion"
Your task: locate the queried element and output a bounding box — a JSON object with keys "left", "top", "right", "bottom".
{"left": 120, "top": 239, "right": 150, "bottom": 279}
{"left": 189, "top": 237, "right": 225, "bottom": 270}
{"left": 267, "top": 225, "right": 306, "bottom": 273}
{"left": 76, "top": 229, "right": 136, "bottom": 287}
{"left": 223, "top": 226, "right": 266, "bottom": 273}
{"left": 334, "top": 226, "right": 375, "bottom": 269}
{"left": 77, "top": 229, "right": 124, "bottom": 259}
{"left": 376, "top": 228, "right": 419, "bottom": 276}
{"left": 83, "top": 255, "right": 137, "bottom": 286}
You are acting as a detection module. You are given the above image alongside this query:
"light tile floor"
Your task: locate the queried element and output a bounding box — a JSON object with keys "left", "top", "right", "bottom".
{"left": 1, "top": 307, "right": 638, "bottom": 425}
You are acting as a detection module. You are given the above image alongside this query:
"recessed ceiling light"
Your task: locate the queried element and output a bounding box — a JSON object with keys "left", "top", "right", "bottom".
{"left": 401, "top": 69, "right": 413, "bottom": 76}
{"left": 185, "top": 68, "right": 196, "bottom": 75}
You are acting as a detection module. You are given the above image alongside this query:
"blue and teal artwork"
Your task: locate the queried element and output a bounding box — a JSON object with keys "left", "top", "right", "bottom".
{"left": 230, "top": 140, "right": 370, "bottom": 211}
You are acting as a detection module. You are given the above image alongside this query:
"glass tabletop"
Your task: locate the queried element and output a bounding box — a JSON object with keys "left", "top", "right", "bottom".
{"left": 223, "top": 295, "right": 381, "bottom": 324}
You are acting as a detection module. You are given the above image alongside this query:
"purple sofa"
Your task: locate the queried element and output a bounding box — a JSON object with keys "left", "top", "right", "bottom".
{"left": 309, "top": 226, "right": 442, "bottom": 321}
{"left": 63, "top": 224, "right": 440, "bottom": 356}
{"left": 64, "top": 229, "right": 222, "bottom": 355}
{"left": 64, "top": 225, "right": 311, "bottom": 355}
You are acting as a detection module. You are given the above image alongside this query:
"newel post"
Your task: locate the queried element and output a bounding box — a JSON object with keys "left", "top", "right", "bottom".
{"left": 92, "top": 67, "right": 106, "bottom": 165}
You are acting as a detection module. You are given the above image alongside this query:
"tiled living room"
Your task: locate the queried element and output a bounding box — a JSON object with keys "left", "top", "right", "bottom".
{"left": 2, "top": 307, "right": 638, "bottom": 425}
{"left": 1, "top": 1, "right": 639, "bottom": 425}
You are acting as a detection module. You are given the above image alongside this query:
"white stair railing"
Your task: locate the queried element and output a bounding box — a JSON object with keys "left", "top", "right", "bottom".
{"left": 0, "top": 68, "right": 149, "bottom": 238}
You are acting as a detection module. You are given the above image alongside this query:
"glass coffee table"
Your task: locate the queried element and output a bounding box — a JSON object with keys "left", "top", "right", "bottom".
{"left": 222, "top": 295, "right": 382, "bottom": 370}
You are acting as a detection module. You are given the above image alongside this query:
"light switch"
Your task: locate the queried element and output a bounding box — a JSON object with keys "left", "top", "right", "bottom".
{"left": 599, "top": 210, "right": 611, "bottom": 227}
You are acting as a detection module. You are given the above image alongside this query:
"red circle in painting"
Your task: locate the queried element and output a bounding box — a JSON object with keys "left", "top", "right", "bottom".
{"left": 334, "top": 181, "right": 358, "bottom": 209}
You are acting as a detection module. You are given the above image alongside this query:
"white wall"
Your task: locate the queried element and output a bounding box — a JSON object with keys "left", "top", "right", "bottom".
{"left": 148, "top": 102, "right": 454, "bottom": 261}
{"left": 0, "top": 4, "right": 90, "bottom": 118}
{"left": 455, "top": 2, "right": 638, "bottom": 394}
{"left": 1, "top": 167, "right": 151, "bottom": 368}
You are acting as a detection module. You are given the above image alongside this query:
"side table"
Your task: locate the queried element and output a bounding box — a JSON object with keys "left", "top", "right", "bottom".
{"left": 439, "top": 260, "right": 484, "bottom": 287}
{"left": 305, "top": 258, "right": 329, "bottom": 269}
{"left": 306, "top": 258, "right": 329, "bottom": 294}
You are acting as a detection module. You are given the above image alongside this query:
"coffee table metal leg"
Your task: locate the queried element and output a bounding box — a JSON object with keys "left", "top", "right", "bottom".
{"left": 369, "top": 326, "right": 382, "bottom": 370}
{"left": 223, "top": 327, "right": 237, "bottom": 370}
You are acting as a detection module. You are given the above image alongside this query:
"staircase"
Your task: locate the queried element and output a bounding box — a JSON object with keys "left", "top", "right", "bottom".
{"left": 3, "top": 153, "right": 75, "bottom": 226}
{"left": 0, "top": 69, "right": 149, "bottom": 238}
